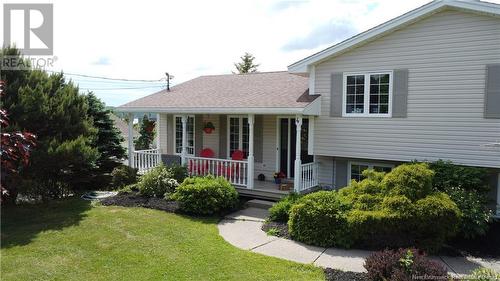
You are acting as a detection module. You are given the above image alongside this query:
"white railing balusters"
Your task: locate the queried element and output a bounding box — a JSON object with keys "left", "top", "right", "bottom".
{"left": 185, "top": 156, "right": 248, "bottom": 188}
{"left": 300, "top": 162, "right": 319, "bottom": 191}
{"left": 132, "top": 149, "right": 161, "bottom": 174}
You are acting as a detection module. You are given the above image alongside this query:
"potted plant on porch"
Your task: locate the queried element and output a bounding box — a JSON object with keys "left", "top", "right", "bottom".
{"left": 273, "top": 171, "right": 286, "bottom": 184}
{"left": 203, "top": 122, "right": 215, "bottom": 134}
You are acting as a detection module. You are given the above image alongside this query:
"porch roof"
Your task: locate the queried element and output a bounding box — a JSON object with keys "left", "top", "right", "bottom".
{"left": 117, "top": 71, "right": 320, "bottom": 115}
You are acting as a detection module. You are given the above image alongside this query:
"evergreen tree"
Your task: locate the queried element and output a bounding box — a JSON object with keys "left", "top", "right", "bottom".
{"left": 1, "top": 47, "right": 99, "bottom": 200}
{"left": 234, "top": 52, "right": 259, "bottom": 74}
{"left": 134, "top": 115, "right": 155, "bottom": 150}
{"left": 84, "top": 93, "right": 126, "bottom": 180}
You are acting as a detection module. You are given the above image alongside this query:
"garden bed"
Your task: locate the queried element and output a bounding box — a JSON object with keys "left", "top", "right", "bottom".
{"left": 261, "top": 221, "right": 290, "bottom": 239}
{"left": 324, "top": 268, "right": 368, "bottom": 281}
{"left": 449, "top": 220, "right": 500, "bottom": 258}
{"left": 100, "top": 193, "right": 180, "bottom": 213}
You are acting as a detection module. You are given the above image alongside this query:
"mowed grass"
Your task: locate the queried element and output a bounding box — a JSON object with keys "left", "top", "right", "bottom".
{"left": 1, "top": 198, "right": 324, "bottom": 281}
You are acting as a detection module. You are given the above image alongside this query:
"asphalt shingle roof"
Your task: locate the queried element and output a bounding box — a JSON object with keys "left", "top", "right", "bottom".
{"left": 119, "top": 71, "right": 315, "bottom": 110}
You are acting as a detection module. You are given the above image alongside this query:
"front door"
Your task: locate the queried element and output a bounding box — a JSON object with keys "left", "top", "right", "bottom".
{"left": 279, "top": 118, "right": 313, "bottom": 178}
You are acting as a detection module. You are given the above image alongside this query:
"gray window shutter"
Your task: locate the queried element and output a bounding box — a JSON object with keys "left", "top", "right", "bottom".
{"left": 194, "top": 115, "right": 203, "bottom": 156}
{"left": 485, "top": 64, "right": 500, "bottom": 119}
{"left": 392, "top": 69, "right": 409, "bottom": 118}
{"left": 330, "top": 73, "right": 343, "bottom": 117}
{"left": 219, "top": 115, "right": 227, "bottom": 158}
{"left": 254, "top": 115, "right": 264, "bottom": 163}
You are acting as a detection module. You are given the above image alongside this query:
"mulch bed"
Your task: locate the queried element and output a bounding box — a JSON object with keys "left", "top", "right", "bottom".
{"left": 261, "top": 221, "right": 290, "bottom": 239}
{"left": 100, "top": 193, "right": 179, "bottom": 213}
{"left": 448, "top": 220, "right": 500, "bottom": 258}
{"left": 324, "top": 268, "right": 369, "bottom": 281}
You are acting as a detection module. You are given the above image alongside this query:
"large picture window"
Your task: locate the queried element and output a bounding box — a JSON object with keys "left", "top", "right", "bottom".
{"left": 228, "top": 116, "right": 249, "bottom": 158}
{"left": 174, "top": 115, "right": 194, "bottom": 155}
{"left": 343, "top": 72, "right": 392, "bottom": 117}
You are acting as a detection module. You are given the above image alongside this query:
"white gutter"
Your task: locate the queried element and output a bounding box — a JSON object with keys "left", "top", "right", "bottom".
{"left": 115, "top": 106, "right": 321, "bottom": 116}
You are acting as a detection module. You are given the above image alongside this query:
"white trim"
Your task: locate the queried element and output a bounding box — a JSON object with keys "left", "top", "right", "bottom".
{"left": 173, "top": 115, "right": 195, "bottom": 156}
{"left": 288, "top": 0, "right": 500, "bottom": 73}
{"left": 308, "top": 65, "right": 316, "bottom": 95}
{"left": 226, "top": 115, "right": 249, "bottom": 159}
{"left": 116, "top": 106, "right": 320, "bottom": 115}
{"left": 347, "top": 161, "right": 395, "bottom": 183}
{"left": 275, "top": 117, "right": 280, "bottom": 174}
{"left": 307, "top": 116, "right": 315, "bottom": 155}
{"left": 342, "top": 71, "right": 393, "bottom": 118}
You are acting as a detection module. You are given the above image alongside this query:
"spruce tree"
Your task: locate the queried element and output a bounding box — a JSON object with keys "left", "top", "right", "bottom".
{"left": 134, "top": 115, "right": 155, "bottom": 150}
{"left": 85, "top": 93, "right": 126, "bottom": 181}
{"left": 234, "top": 52, "right": 259, "bottom": 74}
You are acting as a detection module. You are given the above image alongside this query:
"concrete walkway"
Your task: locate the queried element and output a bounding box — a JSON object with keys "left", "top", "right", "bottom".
{"left": 218, "top": 207, "right": 500, "bottom": 275}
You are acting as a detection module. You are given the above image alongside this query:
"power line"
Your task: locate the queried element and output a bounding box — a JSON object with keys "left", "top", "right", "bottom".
{"left": 79, "top": 85, "right": 166, "bottom": 91}
{"left": 46, "top": 70, "right": 165, "bottom": 82}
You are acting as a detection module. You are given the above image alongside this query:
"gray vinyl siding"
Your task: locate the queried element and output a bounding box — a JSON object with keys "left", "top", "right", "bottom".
{"left": 314, "top": 10, "right": 500, "bottom": 168}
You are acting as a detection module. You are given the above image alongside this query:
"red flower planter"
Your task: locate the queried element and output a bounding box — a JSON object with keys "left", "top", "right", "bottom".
{"left": 203, "top": 127, "right": 214, "bottom": 134}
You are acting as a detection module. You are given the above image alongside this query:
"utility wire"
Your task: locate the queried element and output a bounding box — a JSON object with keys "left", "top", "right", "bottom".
{"left": 79, "top": 85, "right": 167, "bottom": 91}
{"left": 46, "top": 70, "right": 165, "bottom": 82}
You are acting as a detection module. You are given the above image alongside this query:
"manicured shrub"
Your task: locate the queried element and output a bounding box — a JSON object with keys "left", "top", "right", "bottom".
{"left": 268, "top": 193, "right": 302, "bottom": 222}
{"left": 445, "top": 187, "right": 491, "bottom": 239}
{"left": 468, "top": 267, "right": 500, "bottom": 281}
{"left": 288, "top": 191, "right": 352, "bottom": 247}
{"left": 413, "top": 193, "right": 461, "bottom": 252}
{"left": 364, "top": 248, "right": 448, "bottom": 281}
{"left": 111, "top": 165, "right": 138, "bottom": 189}
{"left": 171, "top": 176, "right": 238, "bottom": 215}
{"left": 382, "top": 163, "right": 434, "bottom": 201}
{"left": 137, "top": 164, "right": 179, "bottom": 197}
{"left": 166, "top": 164, "right": 188, "bottom": 183}
{"left": 430, "top": 160, "right": 490, "bottom": 193}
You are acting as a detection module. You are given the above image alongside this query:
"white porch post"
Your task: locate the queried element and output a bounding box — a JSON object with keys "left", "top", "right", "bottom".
{"left": 181, "top": 115, "right": 188, "bottom": 165}
{"left": 247, "top": 114, "right": 255, "bottom": 189}
{"left": 156, "top": 113, "right": 161, "bottom": 151}
{"left": 294, "top": 115, "right": 303, "bottom": 192}
{"left": 127, "top": 113, "right": 135, "bottom": 168}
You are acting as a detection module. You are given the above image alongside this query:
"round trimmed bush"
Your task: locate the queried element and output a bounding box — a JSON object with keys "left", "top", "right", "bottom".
{"left": 382, "top": 163, "right": 434, "bottom": 201}
{"left": 111, "top": 165, "right": 138, "bottom": 189}
{"left": 171, "top": 175, "right": 238, "bottom": 215}
{"left": 268, "top": 193, "right": 302, "bottom": 222}
{"left": 413, "top": 192, "right": 461, "bottom": 252}
{"left": 288, "top": 191, "right": 352, "bottom": 247}
{"left": 137, "top": 164, "right": 178, "bottom": 197}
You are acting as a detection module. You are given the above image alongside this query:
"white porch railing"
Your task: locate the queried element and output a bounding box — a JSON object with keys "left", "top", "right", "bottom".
{"left": 186, "top": 156, "right": 248, "bottom": 187}
{"left": 132, "top": 149, "right": 161, "bottom": 174}
{"left": 300, "top": 162, "right": 319, "bottom": 191}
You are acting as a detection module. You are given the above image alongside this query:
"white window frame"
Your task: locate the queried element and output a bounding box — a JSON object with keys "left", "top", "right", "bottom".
{"left": 342, "top": 71, "right": 393, "bottom": 117}
{"left": 173, "top": 115, "right": 195, "bottom": 156}
{"left": 347, "top": 161, "right": 394, "bottom": 183}
{"left": 226, "top": 115, "right": 249, "bottom": 159}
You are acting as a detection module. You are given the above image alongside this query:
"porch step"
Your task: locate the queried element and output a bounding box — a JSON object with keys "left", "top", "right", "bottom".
{"left": 236, "top": 187, "right": 287, "bottom": 201}
{"left": 246, "top": 199, "right": 275, "bottom": 210}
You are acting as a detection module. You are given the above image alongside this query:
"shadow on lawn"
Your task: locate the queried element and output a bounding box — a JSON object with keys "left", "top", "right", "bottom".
{"left": 1, "top": 197, "right": 91, "bottom": 248}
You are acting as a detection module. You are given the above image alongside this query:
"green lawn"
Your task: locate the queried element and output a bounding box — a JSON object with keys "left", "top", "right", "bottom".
{"left": 1, "top": 198, "right": 324, "bottom": 281}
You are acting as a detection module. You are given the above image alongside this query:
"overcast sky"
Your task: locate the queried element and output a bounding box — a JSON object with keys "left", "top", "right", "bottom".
{"left": 4, "top": 0, "right": 499, "bottom": 106}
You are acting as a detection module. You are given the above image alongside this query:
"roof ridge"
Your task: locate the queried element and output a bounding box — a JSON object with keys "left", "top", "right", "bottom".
{"left": 200, "top": 70, "right": 289, "bottom": 78}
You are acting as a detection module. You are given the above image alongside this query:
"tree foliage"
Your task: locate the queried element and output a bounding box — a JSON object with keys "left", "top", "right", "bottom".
{"left": 134, "top": 115, "right": 155, "bottom": 150}
{"left": 0, "top": 47, "right": 102, "bottom": 201}
{"left": 233, "top": 52, "right": 259, "bottom": 74}
{"left": 84, "top": 93, "right": 126, "bottom": 178}
{"left": 0, "top": 80, "right": 37, "bottom": 202}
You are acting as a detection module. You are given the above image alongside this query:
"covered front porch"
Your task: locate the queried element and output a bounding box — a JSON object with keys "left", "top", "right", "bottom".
{"left": 126, "top": 113, "right": 319, "bottom": 197}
